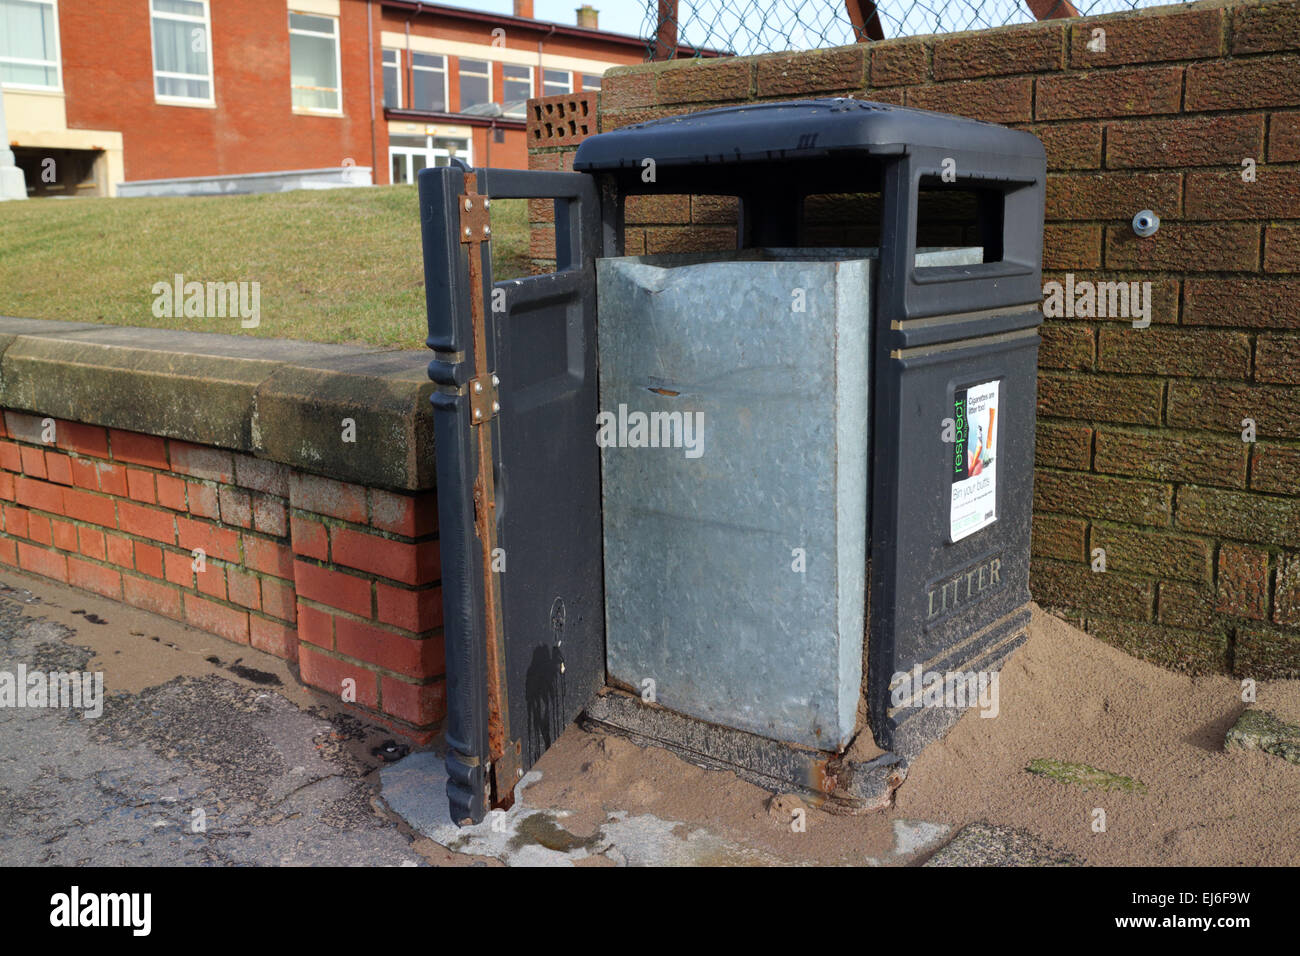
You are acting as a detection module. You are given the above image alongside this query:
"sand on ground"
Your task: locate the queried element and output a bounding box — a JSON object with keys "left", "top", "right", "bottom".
{"left": 526, "top": 605, "right": 1300, "bottom": 865}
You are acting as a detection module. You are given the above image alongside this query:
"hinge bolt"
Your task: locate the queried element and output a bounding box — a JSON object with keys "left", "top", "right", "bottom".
{"left": 473, "top": 409, "right": 482, "bottom": 420}
{"left": 491, "top": 374, "right": 499, "bottom": 386}
{"left": 463, "top": 198, "right": 472, "bottom": 211}
{"left": 484, "top": 198, "right": 491, "bottom": 209}
{"left": 463, "top": 227, "right": 471, "bottom": 237}
{"left": 492, "top": 401, "right": 500, "bottom": 412}
{"left": 474, "top": 381, "right": 483, "bottom": 393}
{"left": 483, "top": 225, "right": 491, "bottom": 237}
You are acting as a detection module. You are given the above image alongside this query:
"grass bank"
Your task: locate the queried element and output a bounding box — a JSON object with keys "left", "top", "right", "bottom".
{"left": 0, "top": 185, "right": 529, "bottom": 348}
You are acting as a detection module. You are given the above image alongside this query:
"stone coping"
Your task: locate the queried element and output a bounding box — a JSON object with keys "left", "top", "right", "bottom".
{"left": 0, "top": 317, "right": 435, "bottom": 491}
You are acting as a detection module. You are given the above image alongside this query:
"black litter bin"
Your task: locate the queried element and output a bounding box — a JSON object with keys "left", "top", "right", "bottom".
{"left": 419, "top": 98, "right": 1046, "bottom": 825}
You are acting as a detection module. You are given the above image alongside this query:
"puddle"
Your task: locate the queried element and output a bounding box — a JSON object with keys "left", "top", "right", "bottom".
{"left": 382, "top": 759, "right": 950, "bottom": 867}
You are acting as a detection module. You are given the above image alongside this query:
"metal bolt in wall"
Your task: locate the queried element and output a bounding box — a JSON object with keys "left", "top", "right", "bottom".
{"left": 1132, "top": 210, "right": 1159, "bottom": 237}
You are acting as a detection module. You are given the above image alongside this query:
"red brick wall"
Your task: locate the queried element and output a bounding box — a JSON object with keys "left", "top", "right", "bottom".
{"left": 377, "top": 6, "right": 644, "bottom": 111}
{"left": 377, "top": 6, "right": 645, "bottom": 176}
{"left": 468, "top": 124, "right": 528, "bottom": 172}
{"left": 64, "top": 0, "right": 380, "bottom": 182}
{"left": 0, "top": 409, "right": 445, "bottom": 741}
{"left": 530, "top": 1, "right": 1300, "bottom": 679}
{"left": 56, "top": 1, "right": 650, "bottom": 185}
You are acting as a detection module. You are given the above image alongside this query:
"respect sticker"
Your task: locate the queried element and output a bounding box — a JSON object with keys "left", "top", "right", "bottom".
{"left": 950, "top": 380, "right": 999, "bottom": 542}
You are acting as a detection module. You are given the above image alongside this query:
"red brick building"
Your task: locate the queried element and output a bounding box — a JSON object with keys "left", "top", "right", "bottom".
{"left": 0, "top": 0, "right": 677, "bottom": 196}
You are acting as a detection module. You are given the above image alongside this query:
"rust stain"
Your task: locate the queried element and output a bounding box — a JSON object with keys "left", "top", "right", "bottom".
{"left": 461, "top": 173, "right": 515, "bottom": 807}
{"left": 811, "top": 757, "right": 838, "bottom": 795}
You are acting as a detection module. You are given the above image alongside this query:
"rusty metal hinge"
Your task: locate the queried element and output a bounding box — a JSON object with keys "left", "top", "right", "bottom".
{"left": 469, "top": 372, "right": 499, "bottom": 425}
{"left": 460, "top": 194, "right": 491, "bottom": 244}
{"left": 459, "top": 177, "right": 514, "bottom": 812}
{"left": 491, "top": 739, "right": 523, "bottom": 807}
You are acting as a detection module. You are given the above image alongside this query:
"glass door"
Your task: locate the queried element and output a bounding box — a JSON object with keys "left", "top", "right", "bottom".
{"left": 388, "top": 134, "right": 470, "bottom": 184}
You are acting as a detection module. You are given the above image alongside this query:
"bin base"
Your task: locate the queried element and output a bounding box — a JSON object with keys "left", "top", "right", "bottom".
{"left": 580, "top": 690, "right": 906, "bottom": 813}
{"left": 582, "top": 607, "right": 1031, "bottom": 812}
{"left": 880, "top": 605, "right": 1031, "bottom": 761}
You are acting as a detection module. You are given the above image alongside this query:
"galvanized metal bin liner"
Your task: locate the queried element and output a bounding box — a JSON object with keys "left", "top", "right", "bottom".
{"left": 597, "top": 246, "right": 982, "bottom": 752}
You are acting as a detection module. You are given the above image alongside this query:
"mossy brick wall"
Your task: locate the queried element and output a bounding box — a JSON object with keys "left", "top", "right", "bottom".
{"left": 0, "top": 410, "right": 445, "bottom": 742}
{"left": 529, "top": 0, "right": 1300, "bottom": 678}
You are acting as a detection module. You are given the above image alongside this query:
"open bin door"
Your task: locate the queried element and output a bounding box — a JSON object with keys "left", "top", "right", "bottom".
{"left": 419, "top": 164, "right": 605, "bottom": 825}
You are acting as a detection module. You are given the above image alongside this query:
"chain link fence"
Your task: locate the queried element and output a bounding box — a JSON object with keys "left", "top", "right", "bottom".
{"left": 641, "top": 0, "right": 1172, "bottom": 57}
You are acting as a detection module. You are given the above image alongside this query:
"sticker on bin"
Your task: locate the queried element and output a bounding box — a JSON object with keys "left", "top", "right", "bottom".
{"left": 951, "top": 380, "right": 999, "bottom": 542}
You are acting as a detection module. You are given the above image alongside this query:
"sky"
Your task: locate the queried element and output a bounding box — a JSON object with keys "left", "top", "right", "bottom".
{"left": 435, "top": 0, "right": 649, "bottom": 39}
{"left": 430, "top": 0, "right": 866, "bottom": 53}
{"left": 428, "top": 0, "right": 1162, "bottom": 56}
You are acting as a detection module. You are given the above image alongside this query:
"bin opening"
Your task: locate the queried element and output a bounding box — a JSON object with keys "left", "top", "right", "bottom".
{"left": 613, "top": 183, "right": 998, "bottom": 267}
{"left": 801, "top": 188, "right": 998, "bottom": 266}
{"left": 916, "top": 178, "right": 1007, "bottom": 264}
{"left": 802, "top": 193, "right": 883, "bottom": 247}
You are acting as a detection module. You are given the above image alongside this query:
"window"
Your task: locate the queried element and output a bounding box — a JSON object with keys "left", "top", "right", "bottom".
{"left": 289, "top": 11, "right": 340, "bottom": 113}
{"left": 581, "top": 73, "right": 602, "bottom": 90}
{"left": 150, "top": 0, "right": 213, "bottom": 104}
{"left": 542, "top": 68, "right": 570, "bottom": 96}
{"left": 411, "top": 52, "right": 446, "bottom": 112}
{"left": 389, "top": 133, "right": 469, "bottom": 185}
{"left": 0, "top": 0, "right": 60, "bottom": 90}
{"left": 458, "top": 57, "right": 490, "bottom": 111}
{"left": 382, "top": 48, "right": 400, "bottom": 108}
{"left": 502, "top": 63, "right": 531, "bottom": 104}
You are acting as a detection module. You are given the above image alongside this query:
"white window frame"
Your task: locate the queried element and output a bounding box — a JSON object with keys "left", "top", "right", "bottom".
{"left": 542, "top": 68, "right": 571, "bottom": 97}
{"left": 501, "top": 62, "right": 532, "bottom": 103}
{"left": 382, "top": 47, "right": 401, "bottom": 109}
{"left": 410, "top": 51, "right": 447, "bottom": 112}
{"left": 388, "top": 134, "right": 471, "bottom": 185}
{"left": 149, "top": 0, "right": 215, "bottom": 107}
{"left": 289, "top": 9, "right": 342, "bottom": 116}
{"left": 0, "top": 0, "right": 62, "bottom": 92}
{"left": 581, "top": 73, "right": 602, "bottom": 91}
{"left": 457, "top": 57, "right": 491, "bottom": 112}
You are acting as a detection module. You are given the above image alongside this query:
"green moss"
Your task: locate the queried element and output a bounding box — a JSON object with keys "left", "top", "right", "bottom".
{"left": 1026, "top": 757, "right": 1148, "bottom": 794}
{"left": 1225, "top": 709, "right": 1300, "bottom": 766}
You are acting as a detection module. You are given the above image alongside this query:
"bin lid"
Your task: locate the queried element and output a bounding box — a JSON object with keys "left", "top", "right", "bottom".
{"left": 573, "top": 97, "right": 1044, "bottom": 171}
